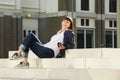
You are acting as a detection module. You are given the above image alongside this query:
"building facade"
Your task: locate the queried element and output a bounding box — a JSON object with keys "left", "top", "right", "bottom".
{"left": 0, "top": 0, "right": 117, "bottom": 58}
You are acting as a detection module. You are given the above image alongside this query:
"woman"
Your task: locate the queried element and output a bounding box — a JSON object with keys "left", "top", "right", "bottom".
{"left": 10, "top": 16, "right": 75, "bottom": 68}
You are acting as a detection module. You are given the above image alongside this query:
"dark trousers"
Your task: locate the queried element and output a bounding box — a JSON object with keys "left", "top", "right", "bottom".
{"left": 20, "top": 32, "right": 54, "bottom": 58}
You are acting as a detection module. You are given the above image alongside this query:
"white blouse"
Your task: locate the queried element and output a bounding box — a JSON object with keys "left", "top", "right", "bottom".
{"left": 43, "top": 31, "right": 64, "bottom": 57}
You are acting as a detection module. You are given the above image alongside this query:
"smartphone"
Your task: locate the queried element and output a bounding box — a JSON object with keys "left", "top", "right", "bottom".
{"left": 57, "top": 42, "right": 62, "bottom": 47}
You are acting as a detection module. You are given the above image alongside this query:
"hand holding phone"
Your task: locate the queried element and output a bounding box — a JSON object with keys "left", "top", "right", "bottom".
{"left": 57, "top": 42, "right": 62, "bottom": 47}
{"left": 57, "top": 42, "right": 65, "bottom": 49}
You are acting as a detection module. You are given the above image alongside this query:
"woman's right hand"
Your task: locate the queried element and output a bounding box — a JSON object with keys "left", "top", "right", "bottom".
{"left": 57, "top": 42, "right": 65, "bottom": 49}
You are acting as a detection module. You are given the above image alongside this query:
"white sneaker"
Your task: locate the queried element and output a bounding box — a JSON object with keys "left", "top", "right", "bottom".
{"left": 15, "top": 62, "right": 29, "bottom": 69}
{"left": 9, "top": 53, "right": 23, "bottom": 60}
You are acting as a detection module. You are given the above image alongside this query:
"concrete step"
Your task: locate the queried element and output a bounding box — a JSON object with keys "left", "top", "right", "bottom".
{"left": 0, "top": 78, "right": 61, "bottom": 80}
{"left": 65, "top": 48, "right": 102, "bottom": 58}
{"left": 0, "top": 68, "right": 120, "bottom": 80}
{"left": 39, "top": 58, "right": 85, "bottom": 68}
{"left": 0, "top": 59, "right": 38, "bottom": 68}
{"left": 101, "top": 48, "right": 120, "bottom": 58}
{"left": 86, "top": 58, "right": 120, "bottom": 69}
{"left": 9, "top": 48, "right": 120, "bottom": 59}
{"left": 1, "top": 58, "right": 120, "bottom": 69}
{"left": 0, "top": 58, "right": 85, "bottom": 69}
{"left": 65, "top": 48, "right": 120, "bottom": 58}
{"left": 38, "top": 58, "right": 120, "bottom": 69}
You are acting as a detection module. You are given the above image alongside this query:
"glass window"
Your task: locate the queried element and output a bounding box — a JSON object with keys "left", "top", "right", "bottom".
{"left": 106, "top": 31, "right": 112, "bottom": 47}
{"left": 109, "top": 20, "right": 117, "bottom": 28}
{"left": 114, "top": 31, "right": 117, "bottom": 48}
{"left": 109, "top": 20, "right": 112, "bottom": 27}
{"left": 77, "top": 30, "right": 94, "bottom": 48}
{"left": 81, "top": 0, "right": 89, "bottom": 11}
{"left": 81, "top": 19, "right": 84, "bottom": 26}
{"left": 86, "top": 30, "right": 94, "bottom": 48}
{"left": 28, "top": 30, "right": 31, "bottom": 33}
{"left": 105, "top": 31, "right": 117, "bottom": 48}
{"left": 109, "top": 0, "right": 117, "bottom": 12}
{"left": 80, "top": 19, "right": 90, "bottom": 26}
{"left": 32, "top": 30, "right": 36, "bottom": 35}
{"left": 76, "top": 0, "right": 95, "bottom": 12}
{"left": 77, "top": 30, "right": 84, "bottom": 48}
{"left": 114, "top": 21, "right": 117, "bottom": 27}
{"left": 23, "top": 30, "right": 37, "bottom": 38}
{"left": 23, "top": 30, "right": 26, "bottom": 37}
{"left": 86, "top": 19, "right": 89, "bottom": 26}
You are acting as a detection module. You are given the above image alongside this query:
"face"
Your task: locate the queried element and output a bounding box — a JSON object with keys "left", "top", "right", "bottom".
{"left": 61, "top": 19, "right": 71, "bottom": 30}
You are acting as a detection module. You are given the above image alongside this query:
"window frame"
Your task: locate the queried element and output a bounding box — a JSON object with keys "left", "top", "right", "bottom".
{"left": 105, "top": 30, "right": 117, "bottom": 48}
{"left": 105, "top": 0, "right": 117, "bottom": 14}
{"left": 76, "top": 18, "right": 95, "bottom": 28}
{"left": 23, "top": 18, "right": 38, "bottom": 38}
{"left": 76, "top": 0, "right": 95, "bottom": 13}
{"left": 77, "top": 29, "right": 95, "bottom": 48}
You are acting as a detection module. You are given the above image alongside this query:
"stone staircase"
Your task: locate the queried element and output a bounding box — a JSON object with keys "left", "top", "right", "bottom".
{"left": 0, "top": 48, "right": 120, "bottom": 80}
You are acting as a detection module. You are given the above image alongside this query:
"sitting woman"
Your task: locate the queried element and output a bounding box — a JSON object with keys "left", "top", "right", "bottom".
{"left": 10, "top": 16, "right": 75, "bottom": 68}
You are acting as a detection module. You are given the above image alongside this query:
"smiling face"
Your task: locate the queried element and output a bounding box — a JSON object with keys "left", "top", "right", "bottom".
{"left": 61, "top": 19, "right": 71, "bottom": 31}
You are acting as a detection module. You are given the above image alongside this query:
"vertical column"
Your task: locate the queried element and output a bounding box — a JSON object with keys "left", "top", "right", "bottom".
{"left": 3, "top": 16, "right": 13, "bottom": 58}
{"left": 12, "top": 13, "right": 22, "bottom": 48}
{"left": 95, "top": 0, "right": 105, "bottom": 48}
{"left": 117, "top": 0, "right": 120, "bottom": 48}
{"left": 0, "top": 14, "right": 4, "bottom": 58}
{"left": 58, "top": 0, "right": 67, "bottom": 11}
{"left": 16, "top": 17, "right": 22, "bottom": 46}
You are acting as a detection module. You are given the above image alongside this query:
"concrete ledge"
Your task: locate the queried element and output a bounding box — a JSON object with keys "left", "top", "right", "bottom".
{"left": 9, "top": 48, "right": 120, "bottom": 59}
{"left": 39, "top": 58, "right": 85, "bottom": 68}
{"left": 37, "top": 58, "right": 120, "bottom": 69}
{"left": 86, "top": 58, "right": 120, "bottom": 69}
{"left": 0, "top": 68, "right": 120, "bottom": 80}
{"left": 0, "top": 59, "right": 38, "bottom": 68}
{"left": 2, "top": 58, "right": 120, "bottom": 69}
{"left": 102, "top": 48, "right": 120, "bottom": 58}
{"left": 65, "top": 48, "right": 120, "bottom": 58}
{"left": 65, "top": 48, "right": 102, "bottom": 58}
{"left": 7, "top": 48, "right": 120, "bottom": 69}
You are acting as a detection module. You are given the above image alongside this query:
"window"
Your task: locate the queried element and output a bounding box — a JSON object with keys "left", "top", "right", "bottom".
{"left": 114, "top": 31, "right": 117, "bottom": 48}
{"left": 109, "top": 20, "right": 112, "bottom": 27}
{"left": 23, "top": 30, "right": 37, "bottom": 37}
{"left": 23, "top": 19, "right": 38, "bottom": 38}
{"left": 76, "top": 18, "right": 95, "bottom": 28}
{"left": 86, "top": 30, "right": 94, "bottom": 48}
{"left": 114, "top": 21, "right": 117, "bottom": 27}
{"left": 76, "top": 0, "right": 95, "bottom": 12}
{"left": 106, "top": 31, "right": 112, "bottom": 47}
{"left": 109, "top": 20, "right": 117, "bottom": 28}
{"left": 80, "top": 19, "right": 89, "bottom": 27}
{"left": 77, "top": 30, "right": 94, "bottom": 48}
{"left": 105, "top": 19, "right": 117, "bottom": 48}
{"left": 81, "top": 0, "right": 89, "bottom": 11}
{"left": 106, "top": 31, "right": 117, "bottom": 48}
{"left": 23, "top": 30, "right": 26, "bottom": 38}
{"left": 77, "top": 30, "right": 84, "bottom": 48}
{"left": 86, "top": 19, "right": 89, "bottom": 26}
{"left": 81, "top": 19, "right": 84, "bottom": 26}
{"left": 105, "top": 0, "right": 117, "bottom": 14}
{"left": 109, "top": 0, "right": 117, "bottom": 13}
